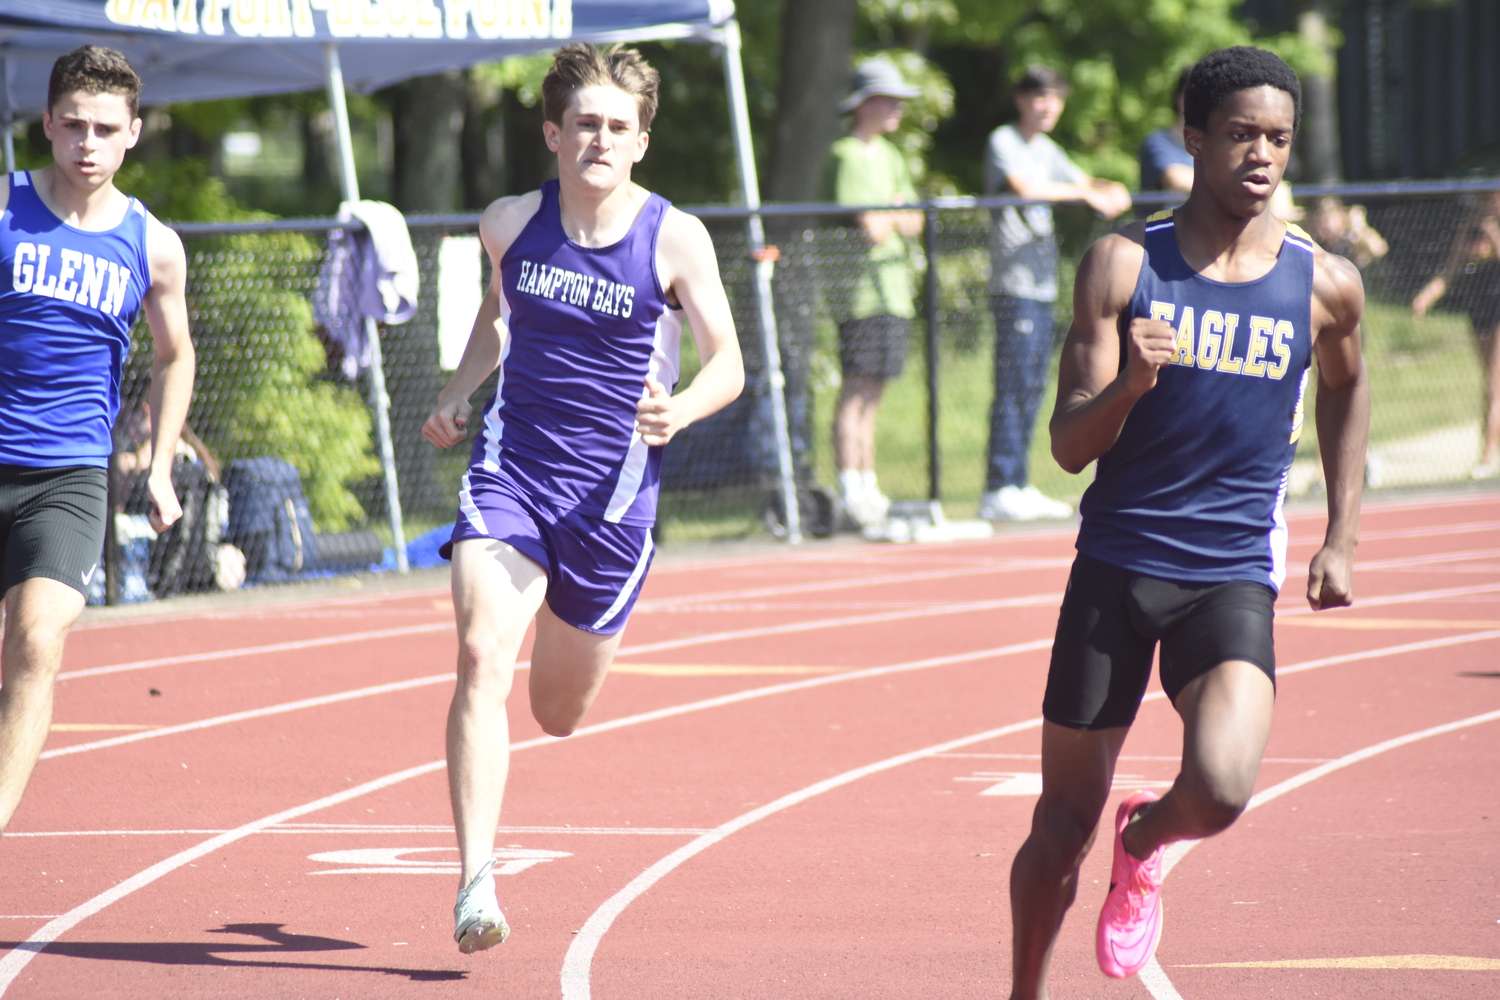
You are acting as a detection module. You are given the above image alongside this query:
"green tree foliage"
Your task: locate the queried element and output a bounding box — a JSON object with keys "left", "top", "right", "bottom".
{"left": 882, "top": 0, "right": 1302, "bottom": 189}
{"left": 110, "top": 155, "right": 378, "bottom": 529}
{"left": 174, "top": 237, "right": 380, "bottom": 529}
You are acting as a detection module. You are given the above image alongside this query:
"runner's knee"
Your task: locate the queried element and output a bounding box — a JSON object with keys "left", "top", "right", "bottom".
{"left": 454, "top": 630, "right": 517, "bottom": 699}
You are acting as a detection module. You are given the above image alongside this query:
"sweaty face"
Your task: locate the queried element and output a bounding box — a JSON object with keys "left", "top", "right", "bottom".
{"left": 543, "top": 84, "right": 648, "bottom": 192}
{"left": 43, "top": 90, "right": 141, "bottom": 189}
{"left": 1183, "top": 85, "right": 1295, "bottom": 219}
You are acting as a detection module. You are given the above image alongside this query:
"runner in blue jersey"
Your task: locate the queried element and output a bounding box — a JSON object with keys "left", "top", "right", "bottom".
{"left": 1007, "top": 48, "right": 1368, "bottom": 995}
{"left": 0, "top": 47, "right": 194, "bottom": 835}
{"left": 421, "top": 43, "right": 744, "bottom": 954}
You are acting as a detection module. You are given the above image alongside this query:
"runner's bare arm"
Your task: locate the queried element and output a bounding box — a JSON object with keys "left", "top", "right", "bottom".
{"left": 636, "top": 207, "right": 744, "bottom": 447}
{"left": 1048, "top": 227, "right": 1171, "bottom": 473}
{"left": 1306, "top": 250, "right": 1369, "bottom": 611}
{"left": 141, "top": 214, "right": 195, "bottom": 533}
{"left": 423, "top": 192, "right": 539, "bottom": 449}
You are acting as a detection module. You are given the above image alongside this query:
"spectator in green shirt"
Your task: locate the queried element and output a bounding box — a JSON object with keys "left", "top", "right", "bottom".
{"left": 820, "top": 58, "right": 923, "bottom": 527}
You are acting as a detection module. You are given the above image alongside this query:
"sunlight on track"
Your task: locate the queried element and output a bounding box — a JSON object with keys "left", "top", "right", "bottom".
{"left": 1140, "top": 705, "right": 1500, "bottom": 1000}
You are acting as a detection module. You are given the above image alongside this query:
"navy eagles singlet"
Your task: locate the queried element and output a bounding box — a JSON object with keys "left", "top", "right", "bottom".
{"left": 0, "top": 171, "right": 150, "bottom": 468}
{"left": 1076, "top": 210, "right": 1315, "bottom": 591}
{"left": 466, "top": 179, "right": 681, "bottom": 526}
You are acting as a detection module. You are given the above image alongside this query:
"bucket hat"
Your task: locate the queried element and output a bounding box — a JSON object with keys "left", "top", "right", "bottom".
{"left": 837, "top": 58, "right": 920, "bottom": 113}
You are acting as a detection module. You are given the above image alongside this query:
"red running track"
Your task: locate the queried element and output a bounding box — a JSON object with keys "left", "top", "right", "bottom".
{"left": 1, "top": 493, "right": 1497, "bottom": 998}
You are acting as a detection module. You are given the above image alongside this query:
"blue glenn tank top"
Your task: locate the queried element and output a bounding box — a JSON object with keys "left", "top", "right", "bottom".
{"left": 469, "top": 179, "right": 682, "bottom": 526}
{"left": 1076, "top": 210, "right": 1316, "bottom": 591}
{"left": 0, "top": 171, "right": 150, "bottom": 468}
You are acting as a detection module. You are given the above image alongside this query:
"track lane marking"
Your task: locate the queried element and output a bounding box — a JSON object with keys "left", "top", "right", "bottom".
{"left": 1139, "top": 706, "right": 1500, "bottom": 1000}
{"left": 0, "top": 639, "right": 1056, "bottom": 992}
{"left": 56, "top": 593, "right": 1059, "bottom": 683}
{"left": 558, "top": 720, "right": 1050, "bottom": 999}
{"left": 42, "top": 586, "right": 1500, "bottom": 760}
{"left": 9, "top": 614, "right": 1499, "bottom": 991}
{"left": 56, "top": 574, "right": 1500, "bottom": 684}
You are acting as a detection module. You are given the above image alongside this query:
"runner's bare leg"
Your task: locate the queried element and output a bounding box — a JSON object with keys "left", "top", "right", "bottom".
{"left": 0, "top": 578, "right": 87, "bottom": 831}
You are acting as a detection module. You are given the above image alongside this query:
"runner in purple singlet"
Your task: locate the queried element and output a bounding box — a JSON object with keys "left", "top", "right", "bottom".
{"left": 421, "top": 43, "right": 744, "bottom": 954}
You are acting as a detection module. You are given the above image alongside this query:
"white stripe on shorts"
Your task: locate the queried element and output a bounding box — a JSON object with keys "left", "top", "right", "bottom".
{"left": 591, "top": 530, "right": 654, "bottom": 632}
{"left": 457, "top": 472, "right": 488, "bottom": 536}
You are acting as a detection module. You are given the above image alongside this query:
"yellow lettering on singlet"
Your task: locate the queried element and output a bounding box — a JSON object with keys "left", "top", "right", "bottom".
{"left": 1215, "top": 312, "right": 1244, "bottom": 374}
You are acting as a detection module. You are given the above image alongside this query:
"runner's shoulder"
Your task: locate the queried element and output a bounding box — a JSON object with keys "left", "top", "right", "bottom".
{"left": 480, "top": 191, "right": 544, "bottom": 257}
{"left": 1299, "top": 229, "right": 1365, "bottom": 325}
{"left": 1077, "top": 224, "right": 1147, "bottom": 297}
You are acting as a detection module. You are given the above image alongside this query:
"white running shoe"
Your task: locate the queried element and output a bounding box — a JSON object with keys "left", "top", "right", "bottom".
{"left": 978, "top": 485, "right": 1072, "bottom": 521}
{"left": 454, "top": 859, "right": 510, "bottom": 954}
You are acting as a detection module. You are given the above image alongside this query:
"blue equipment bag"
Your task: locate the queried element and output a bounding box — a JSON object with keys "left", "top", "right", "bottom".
{"left": 223, "top": 457, "right": 317, "bottom": 583}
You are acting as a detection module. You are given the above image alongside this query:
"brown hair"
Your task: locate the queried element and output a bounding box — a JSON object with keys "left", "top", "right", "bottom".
{"left": 48, "top": 45, "right": 141, "bottom": 119}
{"left": 541, "top": 43, "right": 659, "bottom": 132}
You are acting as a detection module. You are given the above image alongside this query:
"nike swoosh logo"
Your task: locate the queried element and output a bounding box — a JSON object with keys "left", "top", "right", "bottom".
{"left": 83, "top": 563, "right": 98, "bottom": 584}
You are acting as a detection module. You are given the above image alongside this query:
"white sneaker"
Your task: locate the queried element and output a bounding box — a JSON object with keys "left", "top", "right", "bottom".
{"left": 454, "top": 859, "right": 509, "bottom": 954}
{"left": 978, "top": 485, "right": 1072, "bottom": 521}
{"left": 1020, "top": 485, "right": 1072, "bottom": 519}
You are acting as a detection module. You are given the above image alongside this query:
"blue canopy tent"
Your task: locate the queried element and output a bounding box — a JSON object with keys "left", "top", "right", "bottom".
{"left": 0, "top": 0, "right": 803, "bottom": 567}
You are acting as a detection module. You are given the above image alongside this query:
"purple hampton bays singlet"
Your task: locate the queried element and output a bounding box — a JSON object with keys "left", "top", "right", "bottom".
{"left": 465, "top": 179, "right": 682, "bottom": 526}
{"left": 0, "top": 171, "right": 150, "bottom": 468}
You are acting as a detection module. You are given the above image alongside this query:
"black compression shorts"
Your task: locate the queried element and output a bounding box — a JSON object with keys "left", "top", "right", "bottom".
{"left": 1043, "top": 553, "right": 1276, "bottom": 730}
{"left": 0, "top": 464, "right": 109, "bottom": 597}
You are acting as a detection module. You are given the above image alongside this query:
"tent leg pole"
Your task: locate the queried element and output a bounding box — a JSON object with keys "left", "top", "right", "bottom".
{"left": 365, "top": 316, "right": 410, "bottom": 573}
{"left": 721, "top": 20, "right": 801, "bottom": 543}
{"left": 325, "top": 43, "right": 409, "bottom": 572}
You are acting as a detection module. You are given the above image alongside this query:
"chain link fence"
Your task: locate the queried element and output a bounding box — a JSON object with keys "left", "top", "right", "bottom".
{"left": 100, "top": 180, "right": 1500, "bottom": 602}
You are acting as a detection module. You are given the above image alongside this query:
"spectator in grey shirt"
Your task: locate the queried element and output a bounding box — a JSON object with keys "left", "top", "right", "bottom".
{"left": 981, "top": 65, "right": 1130, "bottom": 521}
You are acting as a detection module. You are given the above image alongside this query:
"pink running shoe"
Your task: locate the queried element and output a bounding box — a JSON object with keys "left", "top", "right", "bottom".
{"left": 1096, "top": 790, "right": 1165, "bottom": 978}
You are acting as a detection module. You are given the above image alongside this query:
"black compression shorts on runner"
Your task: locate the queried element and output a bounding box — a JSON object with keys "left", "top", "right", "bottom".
{"left": 1043, "top": 553, "right": 1276, "bottom": 730}
{"left": 0, "top": 464, "right": 109, "bottom": 597}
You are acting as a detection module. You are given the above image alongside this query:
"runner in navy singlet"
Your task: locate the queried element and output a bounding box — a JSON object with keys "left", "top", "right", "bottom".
{"left": 0, "top": 47, "right": 194, "bottom": 834}
{"left": 1006, "top": 48, "right": 1369, "bottom": 993}
{"left": 421, "top": 44, "right": 744, "bottom": 954}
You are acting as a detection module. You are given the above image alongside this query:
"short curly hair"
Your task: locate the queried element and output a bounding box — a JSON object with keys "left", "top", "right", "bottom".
{"left": 49, "top": 45, "right": 141, "bottom": 119}
{"left": 1183, "top": 46, "right": 1300, "bottom": 134}
{"left": 542, "top": 43, "right": 659, "bottom": 132}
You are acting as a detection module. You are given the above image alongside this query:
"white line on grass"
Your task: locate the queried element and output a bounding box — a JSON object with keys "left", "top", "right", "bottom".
{"left": 1140, "top": 706, "right": 1500, "bottom": 1000}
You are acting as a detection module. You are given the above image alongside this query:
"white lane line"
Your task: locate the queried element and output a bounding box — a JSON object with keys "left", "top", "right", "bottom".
{"left": 1356, "top": 519, "right": 1500, "bottom": 542}
{"left": 636, "top": 559, "right": 1071, "bottom": 610}
{"left": 0, "top": 639, "right": 1053, "bottom": 993}
{"left": 557, "top": 627, "right": 1500, "bottom": 1000}
{"left": 43, "top": 582, "right": 1500, "bottom": 762}
{"left": 7, "top": 625, "right": 1498, "bottom": 993}
{"left": 56, "top": 593, "right": 1058, "bottom": 684}
{"left": 558, "top": 718, "right": 1049, "bottom": 1000}
{"left": 0, "top": 759, "right": 445, "bottom": 992}
{"left": 39, "top": 674, "right": 457, "bottom": 759}
{"left": 1275, "top": 580, "right": 1500, "bottom": 617}
{"left": 3, "top": 825, "right": 713, "bottom": 838}
{"left": 58, "top": 623, "right": 453, "bottom": 681}
{"left": 1141, "top": 705, "right": 1500, "bottom": 1000}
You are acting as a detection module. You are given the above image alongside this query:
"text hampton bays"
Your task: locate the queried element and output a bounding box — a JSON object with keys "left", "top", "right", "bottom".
{"left": 104, "top": 0, "right": 573, "bottom": 40}
{"left": 516, "top": 260, "right": 635, "bottom": 318}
